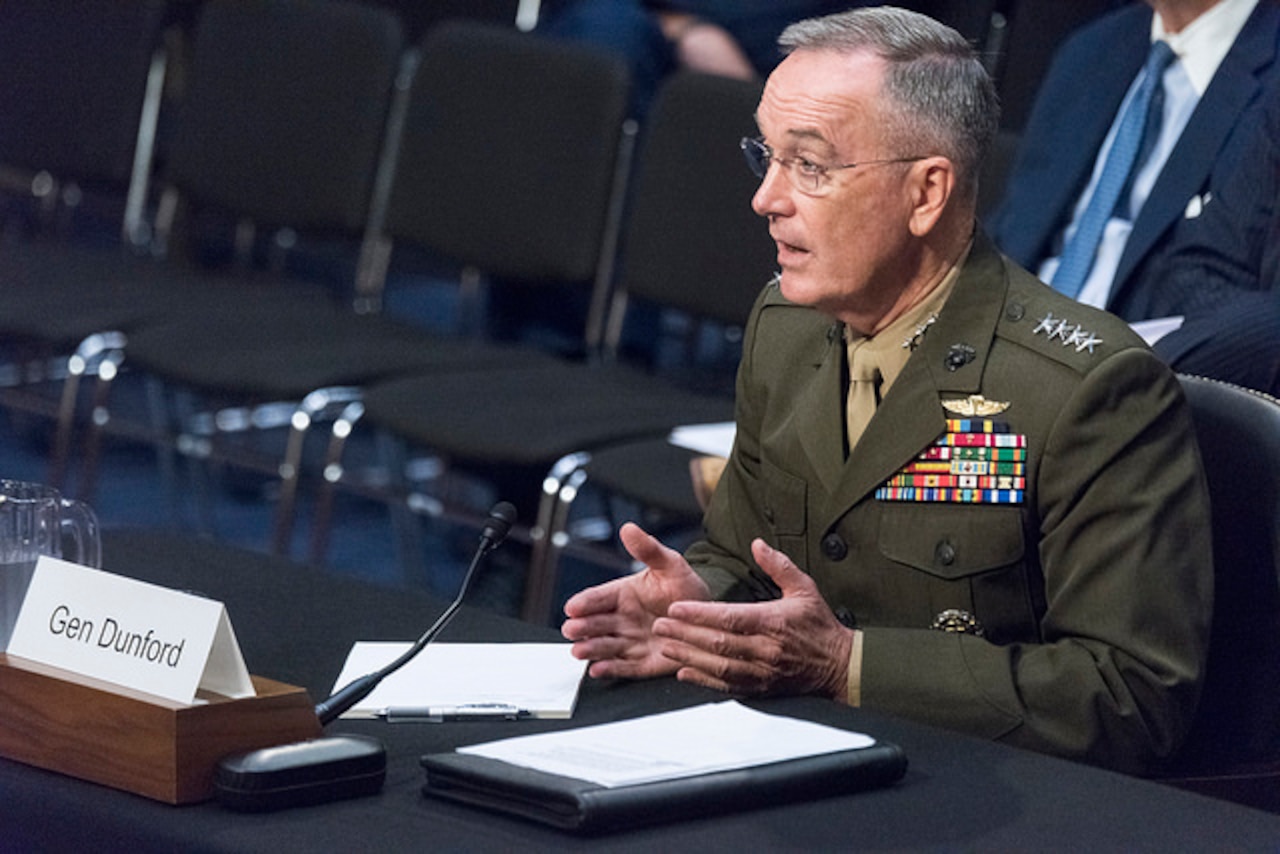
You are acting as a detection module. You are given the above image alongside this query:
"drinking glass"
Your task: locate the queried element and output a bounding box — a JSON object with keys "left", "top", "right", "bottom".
{"left": 0, "top": 480, "right": 101, "bottom": 650}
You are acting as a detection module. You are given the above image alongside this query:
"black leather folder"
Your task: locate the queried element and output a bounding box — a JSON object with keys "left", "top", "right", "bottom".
{"left": 420, "top": 740, "right": 907, "bottom": 833}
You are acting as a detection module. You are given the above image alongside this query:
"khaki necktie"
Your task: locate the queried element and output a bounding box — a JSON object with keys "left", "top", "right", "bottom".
{"left": 846, "top": 341, "right": 882, "bottom": 453}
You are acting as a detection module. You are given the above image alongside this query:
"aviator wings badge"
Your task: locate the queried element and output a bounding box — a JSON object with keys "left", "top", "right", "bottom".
{"left": 942, "top": 395, "right": 1011, "bottom": 417}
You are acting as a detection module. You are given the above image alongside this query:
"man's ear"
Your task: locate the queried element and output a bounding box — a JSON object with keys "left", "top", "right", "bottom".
{"left": 906, "top": 156, "right": 955, "bottom": 237}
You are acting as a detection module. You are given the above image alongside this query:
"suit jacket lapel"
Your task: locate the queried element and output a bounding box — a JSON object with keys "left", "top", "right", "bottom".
{"left": 1113, "top": 2, "right": 1280, "bottom": 299}
{"left": 992, "top": 9, "right": 1149, "bottom": 266}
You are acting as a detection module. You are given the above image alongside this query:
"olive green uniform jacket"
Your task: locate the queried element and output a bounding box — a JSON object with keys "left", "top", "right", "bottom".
{"left": 686, "top": 233, "right": 1213, "bottom": 775}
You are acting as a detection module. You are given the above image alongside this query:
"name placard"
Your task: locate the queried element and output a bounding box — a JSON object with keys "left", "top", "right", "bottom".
{"left": 7, "top": 556, "right": 254, "bottom": 704}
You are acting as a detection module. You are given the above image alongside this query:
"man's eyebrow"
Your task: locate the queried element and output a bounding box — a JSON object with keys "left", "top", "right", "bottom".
{"left": 753, "top": 119, "right": 837, "bottom": 153}
{"left": 786, "top": 129, "right": 836, "bottom": 151}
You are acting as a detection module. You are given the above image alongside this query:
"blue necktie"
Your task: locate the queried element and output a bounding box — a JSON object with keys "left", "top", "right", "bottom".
{"left": 1052, "top": 40, "right": 1176, "bottom": 298}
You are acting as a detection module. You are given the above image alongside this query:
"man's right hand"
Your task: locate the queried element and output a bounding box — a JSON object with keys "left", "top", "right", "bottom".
{"left": 561, "top": 522, "right": 711, "bottom": 679}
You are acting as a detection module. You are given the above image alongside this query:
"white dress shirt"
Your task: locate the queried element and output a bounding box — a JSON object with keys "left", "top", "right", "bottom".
{"left": 1038, "top": 0, "right": 1259, "bottom": 309}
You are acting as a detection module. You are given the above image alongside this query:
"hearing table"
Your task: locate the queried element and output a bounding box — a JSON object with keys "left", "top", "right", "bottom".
{"left": 2, "top": 528, "right": 1279, "bottom": 851}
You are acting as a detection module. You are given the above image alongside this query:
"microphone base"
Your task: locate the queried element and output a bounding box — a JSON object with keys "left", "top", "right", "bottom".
{"left": 0, "top": 653, "right": 322, "bottom": 804}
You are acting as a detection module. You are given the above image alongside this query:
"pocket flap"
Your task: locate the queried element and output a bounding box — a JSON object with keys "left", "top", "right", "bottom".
{"left": 878, "top": 505, "right": 1024, "bottom": 580}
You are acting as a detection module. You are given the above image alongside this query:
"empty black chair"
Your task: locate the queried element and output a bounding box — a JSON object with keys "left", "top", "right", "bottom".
{"left": 309, "top": 71, "right": 775, "bottom": 620}
{"left": 978, "top": 128, "right": 1022, "bottom": 217}
{"left": 1, "top": 0, "right": 420, "bottom": 504}
{"left": 55, "top": 0, "right": 461, "bottom": 520}
{"left": 0, "top": 0, "right": 168, "bottom": 242}
{"left": 906, "top": 0, "right": 1002, "bottom": 49}
{"left": 1158, "top": 375, "right": 1280, "bottom": 812}
{"left": 221, "top": 20, "right": 640, "bottom": 555}
{"left": 991, "top": 0, "right": 1128, "bottom": 132}
{"left": 529, "top": 433, "right": 721, "bottom": 592}
{"left": 363, "top": 0, "right": 533, "bottom": 39}
{"left": 0, "top": 0, "right": 171, "bottom": 486}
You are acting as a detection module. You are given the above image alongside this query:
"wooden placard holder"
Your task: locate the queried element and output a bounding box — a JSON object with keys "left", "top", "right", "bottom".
{"left": 0, "top": 653, "right": 322, "bottom": 804}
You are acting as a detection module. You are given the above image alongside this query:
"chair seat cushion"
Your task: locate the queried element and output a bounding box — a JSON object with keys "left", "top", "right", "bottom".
{"left": 124, "top": 305, "right": 564, "bottom": 400}
{"left": 361, "top": 363, "right": 734, "bottom": 467}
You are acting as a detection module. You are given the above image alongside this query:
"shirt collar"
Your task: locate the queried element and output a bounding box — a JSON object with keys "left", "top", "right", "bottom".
{"left": 1153, "top": 0, "right": 1258, "bottom": 95}
{"left": 846, "top": 241, "right": 970, "bottom": 396}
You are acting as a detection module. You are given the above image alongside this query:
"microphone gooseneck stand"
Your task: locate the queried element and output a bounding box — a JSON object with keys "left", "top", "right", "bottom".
{"left": 215, "top": 502, "right": 519, "bottom": 811}
{"left": 314, "top": 501, "right": 518, "bottom": 725}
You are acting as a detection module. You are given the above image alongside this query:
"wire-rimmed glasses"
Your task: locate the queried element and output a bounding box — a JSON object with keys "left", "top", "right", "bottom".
{"left": 740, "top": 136, "right": 926, "bottom": 196}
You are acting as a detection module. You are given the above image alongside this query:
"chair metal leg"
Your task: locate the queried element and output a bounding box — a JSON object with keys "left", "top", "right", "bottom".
{"left": 523, "top": 452, "right": 592, "bottom": 624}
{"left": 144, "top": 375, "right": 184, "bottom": 526}
{"left": 271, "top": 387, "right": 361, "bottom": 558}
{"left": 174, "top": 390, "right": 217, "bottom": 535}
{"left": 52, "top": 331, "right": 126, "bottom": 496}
{"left": 308, "top": 399, "right": 365, "bottom": 566}
{"left": 49, "top": 363, "right": 83, "bottom": 492}
{"left": 77, "top": 346, "right": 127, "bottom": 503}
{"left": 387, "top": 433, "right": 430, "bottom": 581}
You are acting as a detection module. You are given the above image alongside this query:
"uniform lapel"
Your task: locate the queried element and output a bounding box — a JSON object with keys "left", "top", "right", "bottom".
{"left": 820, "top": 235, "right": 1008, "bottom": 528}
{"left": 793, "top": 322, "right": 848, "bottom": 495}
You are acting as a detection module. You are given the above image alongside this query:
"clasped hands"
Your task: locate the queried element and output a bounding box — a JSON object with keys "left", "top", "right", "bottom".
{"left": 561, "top": 522, "right": 854, "bottom": 702}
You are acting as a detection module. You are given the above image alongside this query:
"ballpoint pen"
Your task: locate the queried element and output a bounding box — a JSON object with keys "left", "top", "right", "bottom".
{"left": 376, "top": 703, "right": 531, "bottom": 723}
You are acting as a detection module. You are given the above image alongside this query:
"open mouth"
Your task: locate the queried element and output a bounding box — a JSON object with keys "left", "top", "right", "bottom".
{"left": 775, "top": 238, "right": 809, "bottom": 263}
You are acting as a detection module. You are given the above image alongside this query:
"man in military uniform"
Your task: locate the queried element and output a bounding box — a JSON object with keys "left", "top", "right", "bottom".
{"left": 561, "top": 7, "right": 1212, "bottom": 775}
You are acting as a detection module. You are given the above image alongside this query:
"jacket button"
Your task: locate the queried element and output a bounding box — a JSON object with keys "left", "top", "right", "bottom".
{"left": 821, "top": 533, "right": 848, "bottom": 561}
{"left": 935, "top": 540, "right": 957, "bottom": 566}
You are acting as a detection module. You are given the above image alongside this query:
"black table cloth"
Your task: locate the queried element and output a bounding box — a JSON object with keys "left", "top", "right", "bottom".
{"left": 2, "top": 528, "right": 1278, "bottom": 852}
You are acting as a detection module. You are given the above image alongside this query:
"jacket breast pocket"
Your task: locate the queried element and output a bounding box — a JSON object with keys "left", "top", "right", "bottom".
{"left": 878, "top": 504, "right": 1025, "bottom": 579}
{"left": 877, "top": 504, "right": 1032, "bottom": 642}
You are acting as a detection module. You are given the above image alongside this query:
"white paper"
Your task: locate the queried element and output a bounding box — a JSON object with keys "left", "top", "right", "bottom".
{"left": 668, "top": 422, "right": 736, "bottom": 458}
{"left": 7, "top": 556, "right": 254, "bottom": 704}
{"left": 331, "top": 642, "right": 587, "bottom": 718}
{"left": 1130, "top": 315, "right": 1184, "bottom": 345}
{"left": 459, "top": 700, "right": 876, "bottom": 788}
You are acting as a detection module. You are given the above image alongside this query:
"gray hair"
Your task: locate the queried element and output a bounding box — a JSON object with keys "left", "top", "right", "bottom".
{"left": 779, "top": 6, "right": 999, "bottom": 200}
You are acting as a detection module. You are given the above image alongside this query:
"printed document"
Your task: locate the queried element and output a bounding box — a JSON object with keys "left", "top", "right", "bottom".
{"left": 331, "top": 642, "right": 586, "bottom": 719}
{"left": 460, "top": 700, "right": 876, "bottom": 788}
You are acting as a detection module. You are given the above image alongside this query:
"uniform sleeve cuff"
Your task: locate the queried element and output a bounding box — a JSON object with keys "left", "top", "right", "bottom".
{"left": 847, "top": 629, "right": 864, "bottom": 707}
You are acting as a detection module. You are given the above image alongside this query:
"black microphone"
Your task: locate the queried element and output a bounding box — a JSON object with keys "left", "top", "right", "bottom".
{"left": 314, "top": 501, "right": 517, "bottom": 725}
{"left": 216, "top": 502, "right": 518, "bottom": 811}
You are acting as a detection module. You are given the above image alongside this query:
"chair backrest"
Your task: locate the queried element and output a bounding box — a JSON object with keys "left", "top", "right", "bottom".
{"left": 0, "top": 0, "right": 169, "bottom": 240}
{"left": 0, "top": 0, "right": 168, "bottom": 185}
{"left": 383, "top": 22, "right": 631, "bottom": 298}
{"left": 990, "top": 0, "right": 1125, "bottom": 131}
{"left": 165, "top": 0, "right": 405, "bottom": 237}
{"left": 906, "top": 0, "right": 1002, "bottom": 46}
{"left": 978, "top": 129, "right": 1022, "bottom": 217}
{"left": 605, "top": 72, "right": 774, "bottom": 343}
{"left": 1171, "top": 375, "right": 1280, "bottom": 772}
{"left": 363, "top": 0, "right": 529, "bottom": 39}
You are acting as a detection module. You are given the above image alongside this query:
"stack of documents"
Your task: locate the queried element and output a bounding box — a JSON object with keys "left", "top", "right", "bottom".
{"left": 330, "top": 642, "right": 586, "bottom": 720}
{"left": 421, "top": 701, "right": 907, "bottom": 831}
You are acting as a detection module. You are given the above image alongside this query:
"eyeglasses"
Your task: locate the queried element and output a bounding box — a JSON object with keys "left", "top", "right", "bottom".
{"left": 740, "top": 136, "right": 926, "bottom": 197}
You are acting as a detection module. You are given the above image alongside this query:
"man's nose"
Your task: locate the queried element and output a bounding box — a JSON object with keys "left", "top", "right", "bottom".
{"left": 751, "top": 161, "right": 791, "bottom": 217}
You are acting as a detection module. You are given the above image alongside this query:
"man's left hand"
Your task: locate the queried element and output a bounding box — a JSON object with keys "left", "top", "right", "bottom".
{"left": 652, "top": 538, "right": 854, "bottom": 701}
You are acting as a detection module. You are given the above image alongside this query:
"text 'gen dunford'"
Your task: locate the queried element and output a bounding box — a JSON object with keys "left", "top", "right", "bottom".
{"left": 47, "top": 604, "right": 186, "bottom": 668}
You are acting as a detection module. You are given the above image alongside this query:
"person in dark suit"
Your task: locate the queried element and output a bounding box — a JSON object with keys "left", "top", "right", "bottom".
{"left": 986, "top": 0, "right": 1280, "bottom": 390}
{"left": 1153, "top": 87, "right": 1280, "bottom": 393}
{"left": 561, "top": 7, "right": 1212, "bottom": 775}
